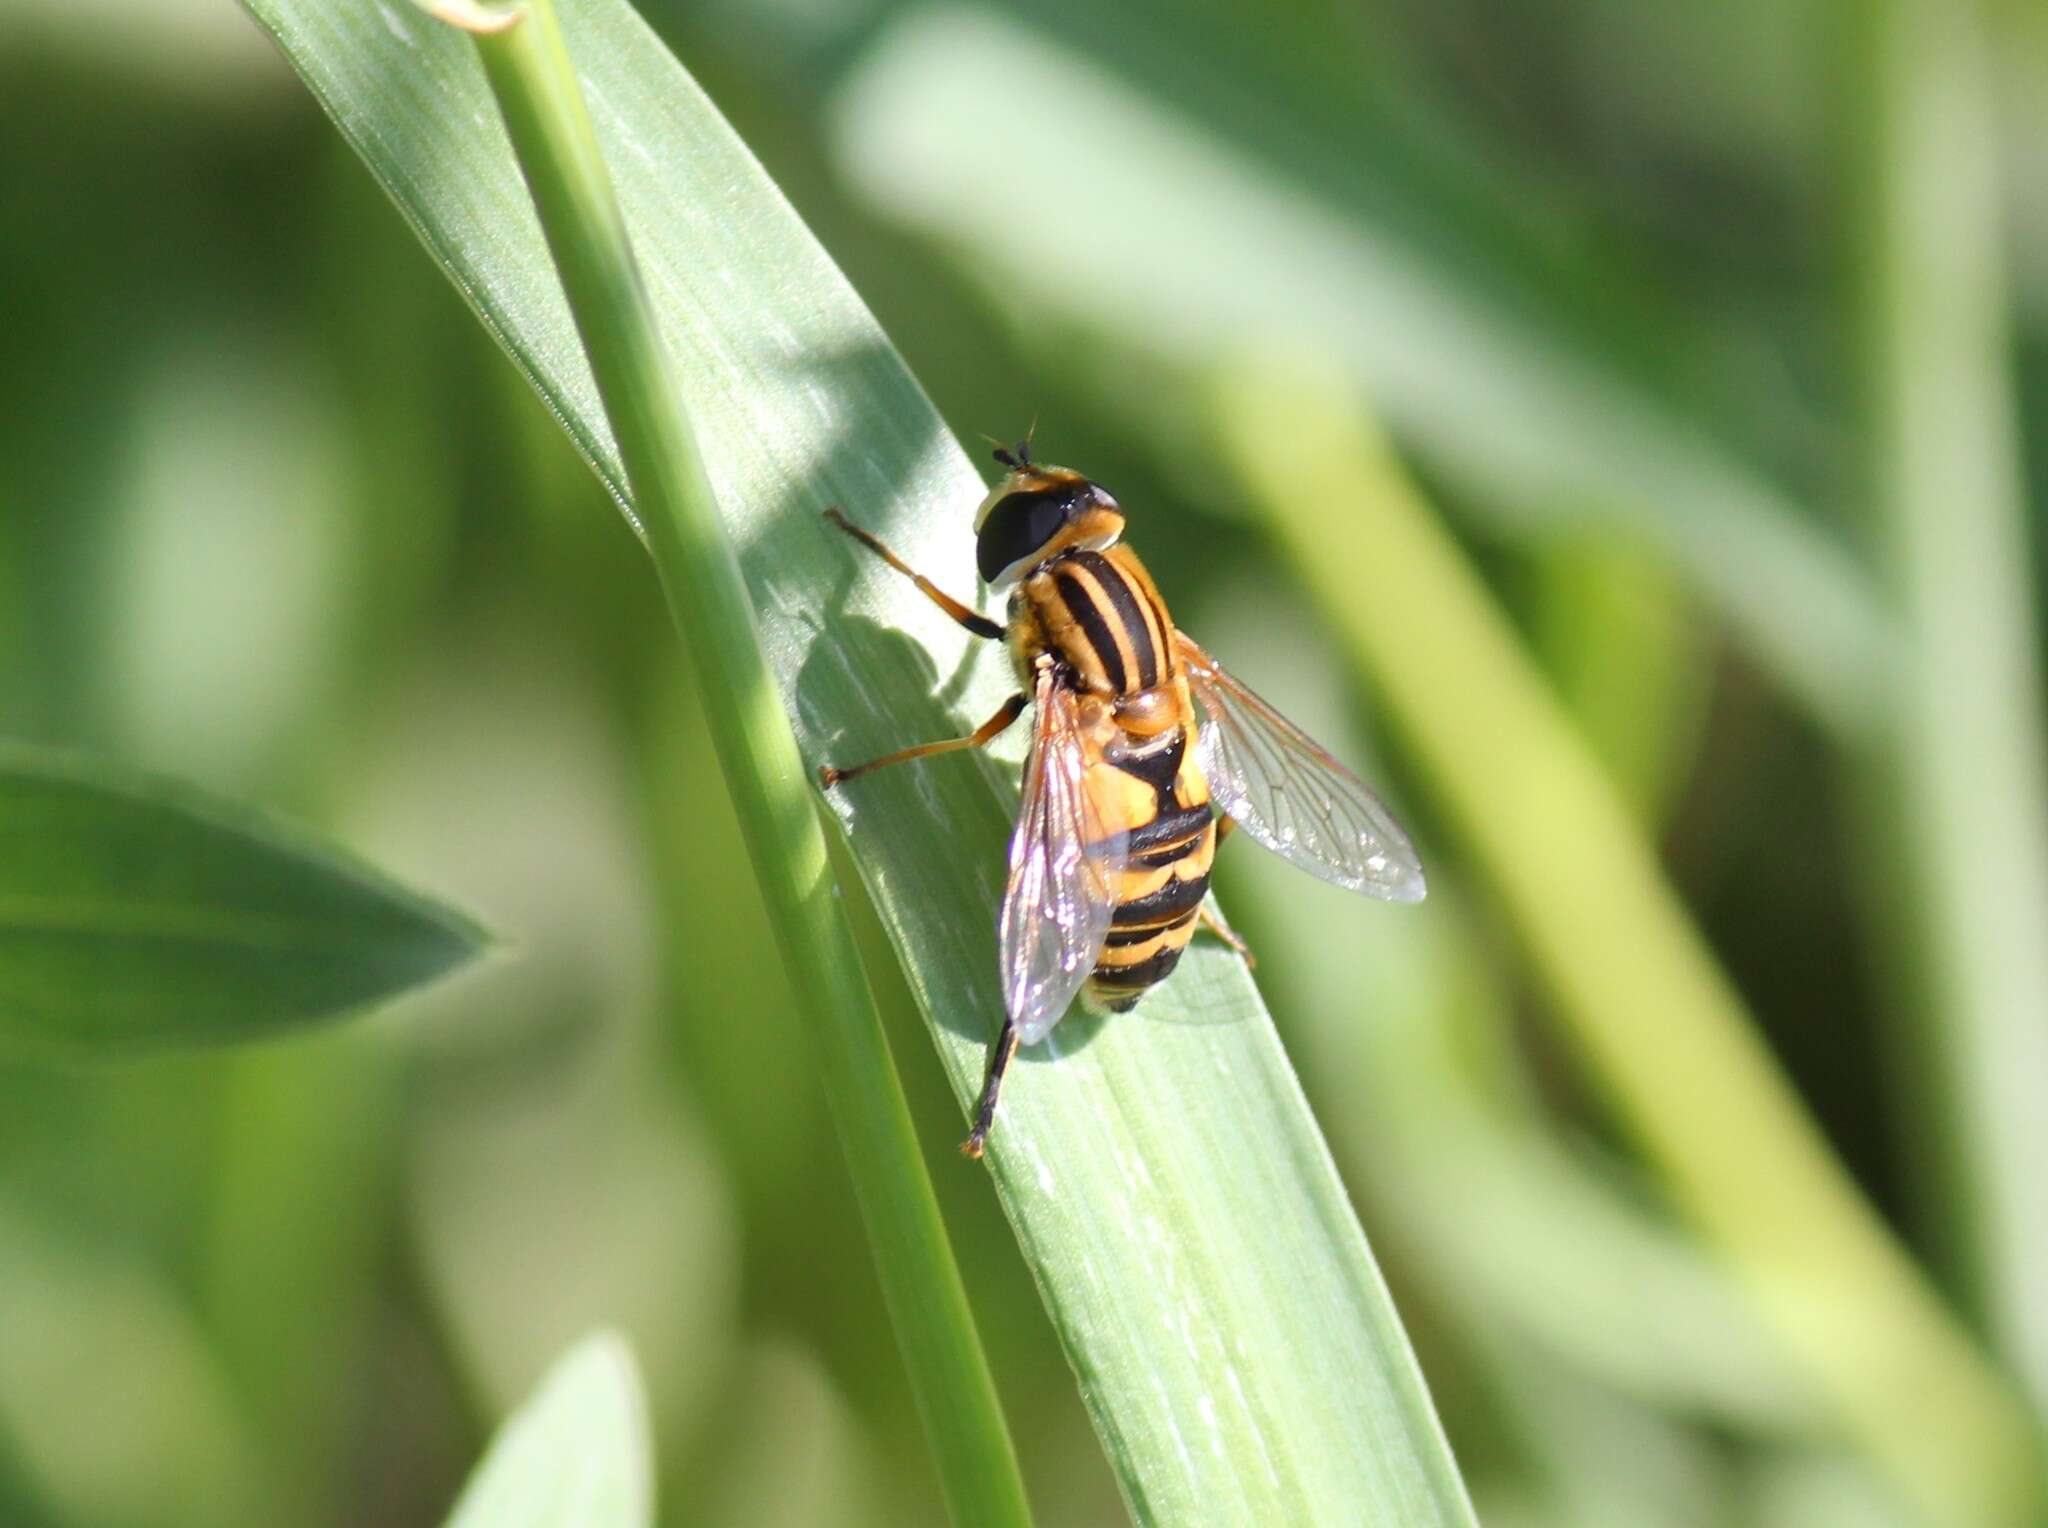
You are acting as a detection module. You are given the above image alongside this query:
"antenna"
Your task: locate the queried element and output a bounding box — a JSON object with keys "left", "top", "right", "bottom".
{"left": 983, "top": 422, "right": 1040, "bottom": 471}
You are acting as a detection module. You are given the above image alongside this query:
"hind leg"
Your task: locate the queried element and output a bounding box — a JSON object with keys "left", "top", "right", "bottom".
{"left": 1197, "top": 901, "right": 1255, "bottom": 967}
{"left": 961, "top": 1018, "right": 1021, "bottom": 1159}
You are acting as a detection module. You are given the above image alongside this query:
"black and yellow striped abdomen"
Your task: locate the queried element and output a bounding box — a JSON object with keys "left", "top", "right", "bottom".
{"left": 1083, "top": 726, "right": 1217, "bottom": 1011}
{"left": 1012, "top": 542, "right": 1215, "bottom": 1013}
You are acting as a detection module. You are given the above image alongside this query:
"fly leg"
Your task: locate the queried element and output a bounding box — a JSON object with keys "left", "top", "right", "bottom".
{"left": 1196, "top": 899, "right": 1256, "bottom": 967}
{"left": 962, "top": 1017, "right": 1021, "bottom": 1159}
{"left": 819, "top": 693, "right": 1027, "bottom": 786}
{"left": 825, "top": 507, "right": 1003, "bottom": 640}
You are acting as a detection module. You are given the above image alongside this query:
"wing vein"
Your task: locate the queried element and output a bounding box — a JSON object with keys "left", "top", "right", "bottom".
{"left": 1175, "top": 632, "right": 1425, "bottom": 902}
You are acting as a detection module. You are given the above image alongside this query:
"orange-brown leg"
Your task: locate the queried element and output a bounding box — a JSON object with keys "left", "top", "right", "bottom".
{"left": 819, "top": 692, "right": 1027, "bottom": 786}
{"left": 825, "top": 507, "right": 1004, "bottom": 640}
{"left": 1197, "top": 900, "right": 1255, "bottom": 966}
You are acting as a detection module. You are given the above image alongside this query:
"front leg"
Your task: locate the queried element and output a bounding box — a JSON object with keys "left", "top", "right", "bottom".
{"left": 825, "top": 508, "right": 1003, "bottom": 640}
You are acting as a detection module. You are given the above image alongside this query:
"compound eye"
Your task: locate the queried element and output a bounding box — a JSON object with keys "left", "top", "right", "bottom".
{"left": 975, "top": 488, "right": 1072, "bottom": 584}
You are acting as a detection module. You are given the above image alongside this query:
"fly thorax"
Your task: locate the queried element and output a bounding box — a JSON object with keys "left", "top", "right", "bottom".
{"left": 1005, "top": 588, "right": 1045, "bottom": 688}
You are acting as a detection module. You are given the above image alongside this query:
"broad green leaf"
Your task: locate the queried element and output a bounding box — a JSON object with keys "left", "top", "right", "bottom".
{"left": 239, "top": 1, "right": 1476, "bottom": 1520}
{"left": 0, "top": 747, "right": 484, "bottom": 1057}
{"left": 445, "top": 1331, "right": 652, "bottom": 1528}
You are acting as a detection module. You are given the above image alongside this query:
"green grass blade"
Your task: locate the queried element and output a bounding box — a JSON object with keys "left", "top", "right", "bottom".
{"left": 453, "top": 6, "right": 1028, "bottom": 1522}
{"left": 1209, "top": 360, "right": 2046, "bottom": 1528}
{"left": 1841, "top": 0, "right": 2048, "bottom": 1410}
{"left": 236, "top": 0, "right": 1476, "bottom": 1519}
{"left": 0, "top": 746, "right": 484, "bottom": 1058}
{"left": 445, "top": 1331, "right": 653, "bottom": 1528}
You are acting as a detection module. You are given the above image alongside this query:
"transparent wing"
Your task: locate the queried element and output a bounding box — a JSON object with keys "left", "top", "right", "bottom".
{"left": 1177, "top": 632, "right": 1426, "bottom": 902}
{"left": 999, "top": 671, "right": 1127, "bottom": 1044}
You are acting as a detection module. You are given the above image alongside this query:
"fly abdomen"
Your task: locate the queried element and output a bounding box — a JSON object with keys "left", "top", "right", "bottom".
{"left": 1125, "top": 801, "right": 1214, "bottom": 868}
{"left": 1087, "top": 770, "right": 1217, "bottom": 1012}
{"left": 1090, "top": 913, "right": 1201, "bottom": 1010}
{"left": 1025, "top": 538, "right": 1213, "bottom": 1015}
{"left": 1110, "top": 866, "right": 1212, "bottom": 927}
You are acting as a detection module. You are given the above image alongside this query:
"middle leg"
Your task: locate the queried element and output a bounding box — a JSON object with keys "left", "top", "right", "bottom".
{"left": 819, "top": 692, "right": 1028, "bottom": 786}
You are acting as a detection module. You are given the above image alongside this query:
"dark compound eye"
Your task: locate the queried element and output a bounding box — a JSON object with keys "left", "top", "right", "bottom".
{"left": 976, "top": 487, "right": 1077, "bottom": 583}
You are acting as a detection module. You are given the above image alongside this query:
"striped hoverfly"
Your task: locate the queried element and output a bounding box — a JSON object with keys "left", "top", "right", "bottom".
{"left": 821, "top": 440, "right": 1425, "bottom": 1156}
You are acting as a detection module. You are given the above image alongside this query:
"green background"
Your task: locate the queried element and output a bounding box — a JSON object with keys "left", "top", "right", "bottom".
{"left": 3, "top": 0, "right": 2045, "bottom": 1522}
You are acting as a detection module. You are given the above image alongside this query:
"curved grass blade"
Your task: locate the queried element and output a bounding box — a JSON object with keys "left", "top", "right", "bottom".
{"left": 0, "top": 746, "right": 484, "bottom": 1058}
{"left": 236, "top": 0, "right": 1476, "bottom": 1519}
{"left": 451, "top": 8, "right": 1028, "bottom": 1522}
{"left": 445, "top": 1331, "right": 652, "bottom": 1528}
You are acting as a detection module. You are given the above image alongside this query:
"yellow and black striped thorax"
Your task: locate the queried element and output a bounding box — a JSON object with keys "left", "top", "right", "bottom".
{"left": 1015, "top": 544, "right": 1179, "bottom": 700}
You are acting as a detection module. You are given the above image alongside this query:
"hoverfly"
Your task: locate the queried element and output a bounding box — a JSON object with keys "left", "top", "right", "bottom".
{"left": 821, "top": 439, "right": 1425, "bottom": 1156}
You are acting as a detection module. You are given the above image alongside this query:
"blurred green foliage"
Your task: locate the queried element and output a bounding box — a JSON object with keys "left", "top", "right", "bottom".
{"left": 1, "top": 0, "right": 2044, "bottom": 1524}
{"left": 444, "top": 1333, "right": 653, "bottom": 1528}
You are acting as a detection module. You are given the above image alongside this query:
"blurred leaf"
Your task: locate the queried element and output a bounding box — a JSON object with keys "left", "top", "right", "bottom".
{"left": 238, "top": 0, "right": 1476, "bottom": 1519}
{"left": 1467, "top": 1332, "right": 1732, "bottom": 1528}
{"left": 104, "top": 327, "right": 353, "bottom": 794}
{"left": 0, "top": 0, "right": 288, "bottom": 109}
{"left": 1197, "top": 590, "right": 1811, "bottom": 1431}
{"left": 1527, "top": 542, "right": 1707, "bottom": 825}
{"left": 828, "top": 6, "right": 1895, "bottom": 741}
{"left": 352, "top": 635, "right": 740, "bottom": 1448}
{"left": 1748, "top": 1450, "right": 1917, "bottom": 1528}
{"left": 0, "top": 1208, "right": 274, "bottom": 1528}
{"left": 444, "top": 1331, "right": 653, "bottom": 1528}
{"left": 1842, "top": 0, "right": 2048, "bottom": 1411}
{"left": 691, "top": 1341, "right": 879, "bottom": 1528}
{"left": 0, "top": 746, "right": 485, "bottom": 1058}
{"left": 201, "top": 1033, "right": 402, "bottom": 1515}
{"left": 1210, "top": 360, "right": 2044, "bottom": 1526}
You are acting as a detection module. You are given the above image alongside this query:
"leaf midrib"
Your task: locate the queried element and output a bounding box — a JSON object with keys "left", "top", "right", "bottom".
{"left": 0, "top": 898, "right": 431, "bottom": 955}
